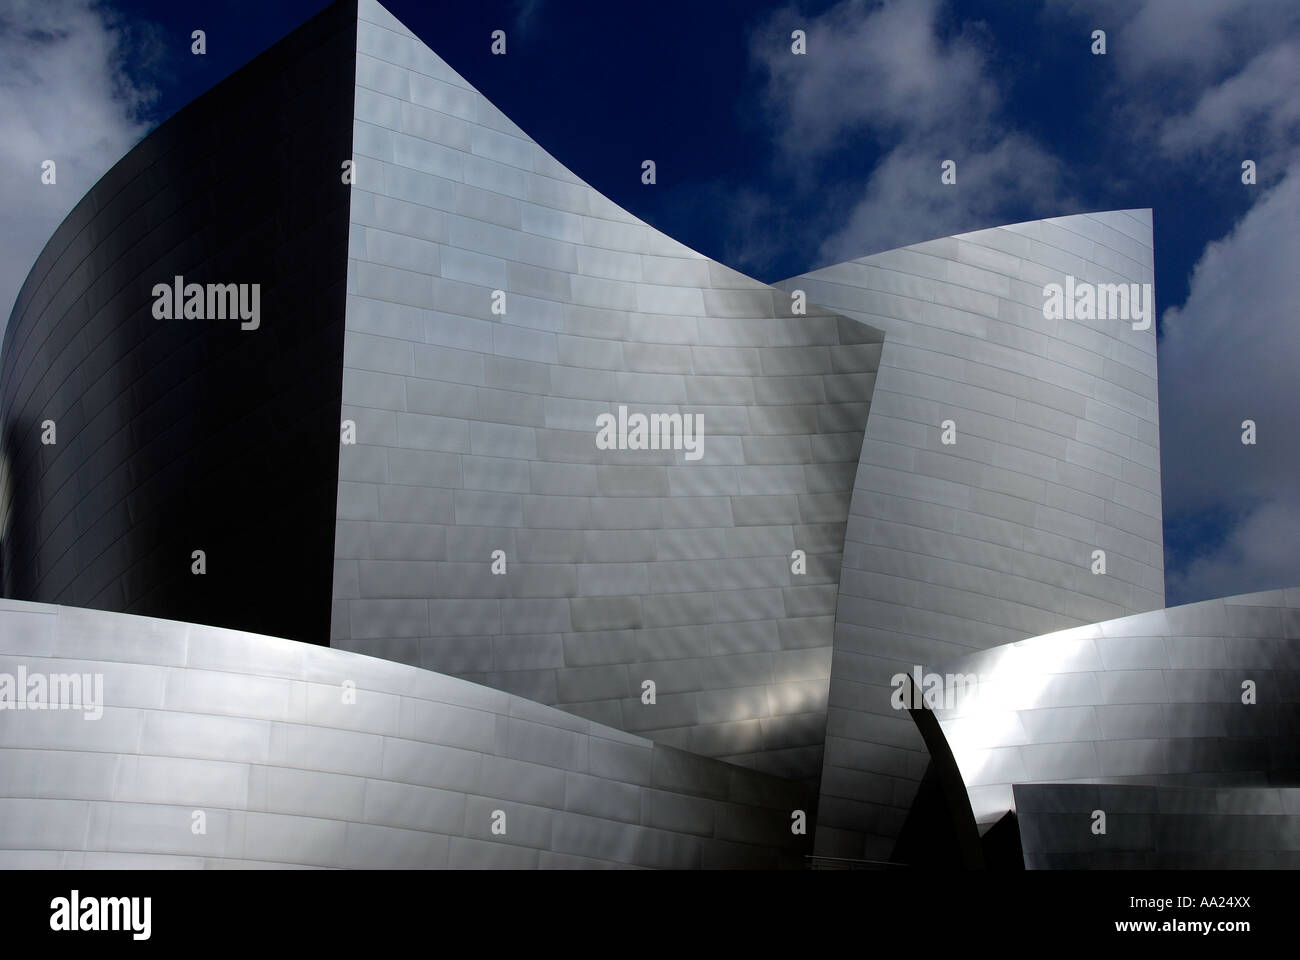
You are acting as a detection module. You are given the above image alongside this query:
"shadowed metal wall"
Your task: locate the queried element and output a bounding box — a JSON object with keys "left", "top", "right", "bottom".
{"left": 330, "top": 0, "right": 882, "bottom": 782}
{"left": 778, "top": 210, "right": 1165, "bottom": 861}
{"left": 1014, "top": 783, "right": 1300, "bottom": 869}
{"left": 0, "top": 598, "right": 812, "bottom": 868}
{"left": 0, "top": 2, "right": 357, "bottom": 645}
{"left": 925, "top": 589, "right": 1300, "bottom": 834}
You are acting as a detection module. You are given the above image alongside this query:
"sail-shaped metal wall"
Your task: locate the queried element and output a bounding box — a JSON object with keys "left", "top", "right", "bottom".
{"left": 779, "top": 211, "right": 1165, "bottom": 861}
{"left": 330, "top": 0, "right": 882, "bottom": 783}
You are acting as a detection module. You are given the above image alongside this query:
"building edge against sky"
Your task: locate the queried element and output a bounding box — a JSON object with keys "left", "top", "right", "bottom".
{"left": 0, "top": 0, "right": 357, "bottom": 646}
{"left": 1, "top": 0, "right": 1296, "bottom": 869}
{"left": 780, "top": 209, "right": 1163, "bottom": 861}
{"left": 332, "top": 0, "right": 882, "bottom": 785}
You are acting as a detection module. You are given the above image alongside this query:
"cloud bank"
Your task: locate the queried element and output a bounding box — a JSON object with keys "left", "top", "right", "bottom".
{"left": 743, "top": 0, "right": 1068, "bottom": 270}
{"left": 745, "top": 0, "right": 1300, "bottom": 605}
{"left": 0, "top": 0, "right": 156, "bottom": 333}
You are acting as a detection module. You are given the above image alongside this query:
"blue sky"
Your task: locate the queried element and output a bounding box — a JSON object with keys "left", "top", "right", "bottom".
{"left": 2, "top": 0, "right": 1298, "bottom": 606}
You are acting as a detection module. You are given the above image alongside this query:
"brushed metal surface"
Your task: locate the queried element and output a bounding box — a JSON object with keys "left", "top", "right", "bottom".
{"left": 924, "top": 589, "right": 1300, "bottom": 834}
{"left": 333, "top": 0, "right": 883, "bottom": 782}
{"left": 0, "top": 597, "right": 811, "bottom": 868}
{"left": 779, "top": 209, "right": 1164, "bottom": 860}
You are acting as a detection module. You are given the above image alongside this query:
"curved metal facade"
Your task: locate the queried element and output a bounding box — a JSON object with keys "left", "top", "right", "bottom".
{"left": 923, "top": 588, "right": 1300, "bottom": 835}
{"left": 19, "top": 0, "right": 1295, "bottom": 872}
{"left": 1014, "top": 783, "right": 1300, "bottom": 869}
{"left": 329, "top": 0, "right": 882, "bottom": 781}
{"left": 778, "top": 211, "right": 1166, "bottom": 860}
{"left": 0, "top": 598, "right": 810, "bottom": 869}
{"left": 0, "top": 1, "right": 357, "bottom": 645}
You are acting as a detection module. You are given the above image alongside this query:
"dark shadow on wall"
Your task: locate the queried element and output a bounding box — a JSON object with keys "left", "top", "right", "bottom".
{"left": 892, "top": 684, "right": 1026, "bottom": 870}
{"left": 980, "top": 810, "right": 1025, "bottom": 870}
{"left": 892, "top": 770, "right": 1025, "bottom": 869}
{"left": 892, "top": 763, "right": 971, "bottom": 869}
{"left": 891, "top": 676, "right": 985, "bottom": 869}
{"left": 0, "top": 412, "right": 38, "bottom": 601}
{"left": 0, "top": 0, "right": 358, "bottom": 645}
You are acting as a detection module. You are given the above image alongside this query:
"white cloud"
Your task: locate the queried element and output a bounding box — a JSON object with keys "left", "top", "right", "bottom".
{"left": 512, "top": 0, "right": 544, "bottom": 36}
{"left": 748, "top": 0, "right": 1300, "bottom": 602}
{"left": 1158, "top": 40, "right": 1300, "bottom": 165}
{"left": 1086, "top": 0, "right": 1300, "bottom": 601}
{"left": 1168, "top": 498, "right": 1300, "bottom": 603}
{"left": 816, "top": 135, "right": 1066, "bottom": 264}
{"left": 1026, "top": 1, "right": 1300, "bottom": 603}
{"left": 0, "top": 0, "right": 155, "bottom": 333}
{"left": 1160, "top": 162, "right": 1300, "bottom": 510}
{"left": 746, "top": 0, "right": 1068, "bottom": 268}
{"left": 1047, "top": 0, "right": 1299, "bottom": 84}
{"left": 752, "top": 0, "right": 996, "bottom": 160}
{"left": 1159, "top": 162, "right": 1300, "bottom": 600}
{"left": 1049, "top": 0, "right": 1300, "bottom": 171}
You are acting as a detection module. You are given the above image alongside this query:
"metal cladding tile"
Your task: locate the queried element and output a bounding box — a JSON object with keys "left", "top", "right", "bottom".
{"left": 463, "top": 796, "right": 554, "bottom": 850}
{"left": 1012, "top": 783, "right": 1103, "bottom": 815}
{"left": 639, "top": 788, "right": 713, "bottom": 837}
{"left": 466, "top": 668, "right": 559, "bottom": 704}
{"left": 499, "top": 599, "right": 573, "bottom": 635}
{"left": 618, "top": 692, "right": 699, "bottom": 735}
{"left": 1094, "top": 702, "right": 1168, "bottom": 741}
{"left": 562, "top": 629, "right": 635, "bottom": 668}
{"left": 563, "top": 771, "right": 641, "bottom": 824}
{"left": 632, "top": 625, "right": 704, "bottom": 663}
{"left": 133, "top": 712, "right": 265, "bottom": 764}
{"left": 504, "top": 716, "right": 588, "bottom": 770}
{"left": 490, "top": 632, "right": 564, "bottom": 671}
{"left": 689, "top": 719, "right": 765, "bottom": 758}
{"left": 548, "top": 810, "right": 643, "bottom": 864}
{"left": 1096, "top": 738, "right": 1168, "bottom": 777}
{"left": 449, "top": 836, "right": 540, "bottom": 869}
{"left": 361, "top": 779, "right": 466, "bottom": 834}
{"left": 395, "top": 696, "right": 494, "bottom": 752}
{"left": 709, "top": 620, "right": 781, "bottom": 656}
{"left": 554, "top": 663, "right": 632, "bottom": 703}
{"left": 1015, "top": 783, "right": 1300, "bottom": 867}
{"left": 535, "top": 850, "right": 631, "bottom": 870}
{"left": 379, "top": 733, "right": 484, "bottom": 793}
{"left": 650, "top": 745, "right": 733, "bottom": 801}
{"left": 111, "top": 755, "right": 247, "bottom": 811}
{"left": 339, "top": 822, "right": 451, "bottom": 869}
{"left": 566, "top": 596, "right": 643, "bottom": 633}
{"left": 562, "top": 698, "right": 625, "bottom": 730}
{"left": 587, "top": 737, "right": 653, "bottom": 786}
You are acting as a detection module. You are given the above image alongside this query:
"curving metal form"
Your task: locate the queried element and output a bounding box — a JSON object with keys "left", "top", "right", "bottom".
{"left": 8, "top": 0, "right": 1294, "bottom": 872}
{"left": 330, "top": 0, "right": 882, "bottom": 781}
{"left": 922, "top": 588, "right": 1300, "bottom": 837}
{"left": 778, "top": 210, "right": 1165, "bottom": 860}
{"left": 1013, "top": 783, "right": 1300, "bottom": 869}
{"left": 0, "top": 0, "right": 358, "bottom": 646}
{"left": 0, "top": 598, "right": 810, "bottom": 869}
